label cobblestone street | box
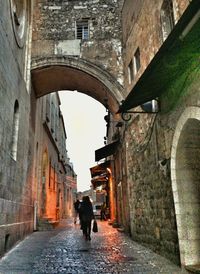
[0,219,188,274]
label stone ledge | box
[185,264,200,273]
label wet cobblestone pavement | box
[0,219,188,274]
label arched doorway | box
[171,107,200,266]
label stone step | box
[37,218,58,231]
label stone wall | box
[120,0,192,264]
[124,112,180,263]
[0,0,34,255]
[122,0,189,94]
[32,0,124,85]
[124,73,200,264]
[33,92,75,222]
[0,1,76,255]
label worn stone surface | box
[0,0,33,257]
[122,0,190,94]
[32,0,124,85]
[1,0,199,269]
[0,219,188,273]
[0,0,76,257]
[118,0,197,265]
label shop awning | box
[91,179,108,189]
[91,173,108,189]
[95,141,119,162]
[90,160,111,177]
[118,0,200,113]
[90,161,111,189]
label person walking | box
[73,199,80,224]
[79,196,94,240]
[100,202,107,221]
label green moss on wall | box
[160,19,200,112]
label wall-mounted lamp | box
[120,99,159,121]
[158,158,170,177]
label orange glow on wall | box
[107,169,116,222]
[45,165,57,220]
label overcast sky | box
[59,91,107,192]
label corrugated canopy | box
[118,0,200,113]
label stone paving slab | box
[0,219,189,274]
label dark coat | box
[79,201,94,222]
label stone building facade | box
[30,0,125,119]
[0,0,76,256]
[0,0,33,255]
[33,92,77,227]
[32,0,124,86]
[118,0,200,267]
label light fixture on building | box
[120,99,159,121]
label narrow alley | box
[1,1,200,272]
[0,219,187,274]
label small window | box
[50,101,55,133]
[133,48,141,76]
[160,0,175,41]
[128,59,134,84]
[10,0,27,48]
[11,100,19,160]
[76,20,89,40]
[46,95,50,122]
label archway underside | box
[31,57,125,115]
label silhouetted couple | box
[79,196,94,241]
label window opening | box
[11,100,19,160]
[50,101,55,133]
[49,159,51,188]
[46,95,50,122]
[133,48,141,76]
[4,234,10,252]
[76,20,89,40]
[128,59,134,84]
[160,0,175,41]
[10,0,27,48]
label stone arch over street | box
[31,56,125,115]
[171,106,200,266]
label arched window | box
[10,0,27,48]
[160,0,175,41]
[11,100,19,160]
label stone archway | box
[171,107,200,266]
[31,56,125,115]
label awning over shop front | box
[95,141,119,162]
[118,0,200,113]
[90,160,111,177]
[90,161,111,189]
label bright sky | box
[59,91,107,192]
